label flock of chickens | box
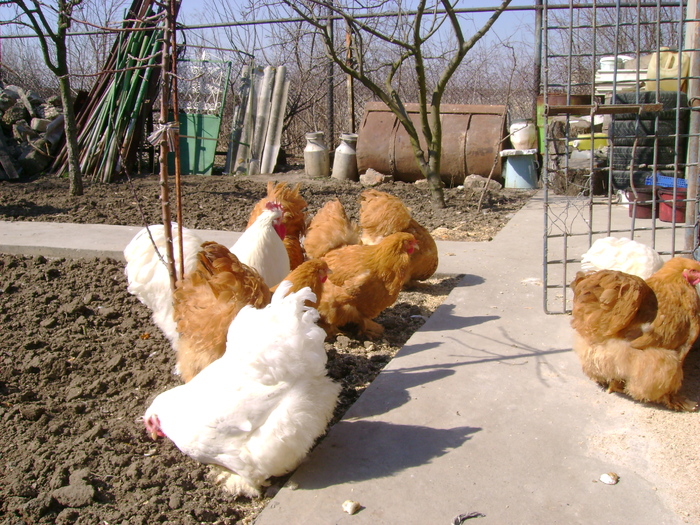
[123,183,438,497]
[122,181,700,500]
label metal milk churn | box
[304,131,330,177]
[509,119,537,150]
[331,133,359,181]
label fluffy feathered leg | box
[208,465,265,499]
[660,393,698,412]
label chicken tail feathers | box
[224,283,326,383]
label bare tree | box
[280,0,512,209]
[1,0,84,195]
[68,0,126,91]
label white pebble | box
[342,500,361,514]
[599,472,620,485]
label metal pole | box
[327,3,335,148]
[346,21,355,133]
[684,0,699,253]
[532,0,542,121]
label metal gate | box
[541,0,699,313]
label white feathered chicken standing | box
[123,202,289,349]
[143,282,340,498]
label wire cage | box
[541,0,699,314]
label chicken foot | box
[661,393,698,412]
[209,465,265,499]
[606,380,625,394]
[359,318,385,339]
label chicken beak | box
[150,429,159,441]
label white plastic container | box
[331,133,359,181]
[600,56,625,71]
[304,131,330,177]
[644,49,690,92]
[509,119,537,150]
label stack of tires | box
[607,91,689,189]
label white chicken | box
[123,223,203,348]
[143,281,340,498]
[230,202,290,288]
[123,203,289,348]
[580,236,664,279]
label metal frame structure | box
[541,0,700,314]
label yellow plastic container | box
[644,49,690,92]
[570,133,608,151]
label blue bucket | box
[501,149,538,189]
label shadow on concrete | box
[455,273,486,287]
[348,367,457,419]
[405,305,501,336]
[295,420,481,489]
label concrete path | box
[0,193,686,524]
[254,193,682,525]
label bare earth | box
[0,171,535,524]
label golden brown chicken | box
[270,258,330,308]
[359,189,438,283]
[172,241,271,383]
[247,181,308,270]
[317,232,417,339]
[570,256,700,411]
[303,198,360,259]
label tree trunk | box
[425,169,445,208]
[403,114,446,209]
[58,75,83,196]
[425,152,445,209]
[426,105,446,208]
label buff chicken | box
[143,282,340,498]
[271,258,330,309]
[172,242,271,382]
[570,256,700,411]
[303,198,360,259]
[359,189,438,283]
[317,231,417,338]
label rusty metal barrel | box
[356,102,508,186]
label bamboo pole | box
[158,5,177,292]
[169,0,184,280]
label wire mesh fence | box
[541,0,699,314]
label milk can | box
[304,131,330,177]
[509,119,537,150]
[331,133,359,181]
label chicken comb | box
[264,201,284,213]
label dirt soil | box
[0,171,535,524]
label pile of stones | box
[0,85,65,180]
